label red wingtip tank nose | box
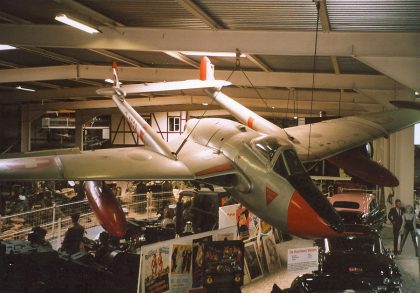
[84,181,127,238]
[287,191,342,239]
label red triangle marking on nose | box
[266,187,278,205]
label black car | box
[275,226,402,293]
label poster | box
[192,236,212,288]
[203,240,244,289]
[236,207,250,240]
[170,244,193,293]
[142,245,170,293]
[262,234,282,273]
[243,241,263,281]
[218,204,239,228]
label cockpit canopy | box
[251,136,306,178]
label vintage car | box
[328,193,386,230]
[274,226,402,293]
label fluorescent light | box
[0,45,16,50]
[16,86,35,92]
[180,51,246,58]
[55,14,100,34]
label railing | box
[0,191,175,243]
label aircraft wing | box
[287,108,420,162]
[0,143,236,182]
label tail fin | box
[199,56,215,81]
[112,62,120,88]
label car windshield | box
[252,136,280,161]
[324,235,383,253]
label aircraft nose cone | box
[287,191,343,238]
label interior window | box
[283,149,305,175]
[252,136,280,161]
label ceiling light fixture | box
[180,51,246,58]
[0,45,16,50]
[415,91,419,96]
[55,14,100,34]
[202,102,209,106]
[16,86,36,92]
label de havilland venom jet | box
[0,57,419,239]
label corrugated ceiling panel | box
[328,0,420,31]
[0,49,64,67]
[79,0,209,28]
[337,57,379,74]
[41,48,115,65]
[197,0,318,30]
[257,55,334,73]
[0,0,73,24]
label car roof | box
[328,193,375,212]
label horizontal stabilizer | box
[97,80,230,96]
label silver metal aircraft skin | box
[1,57,419,239]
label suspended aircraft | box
[0,57,418,239]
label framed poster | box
[243,241,263,281]
[142,245,170,293]
[262,234,282,273]
[192,235,212,288]
[203,240,244,290]
[170,244,192,293]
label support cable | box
[307,1,321,159]
[174,67,237,157]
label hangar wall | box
[374,127,415,209]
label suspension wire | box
[283,88,292,127]
[338,89,342,116]
[174,67,237,157]
[240,68,295,140]
[307,1,321,159]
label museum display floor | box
[242,224,419,292]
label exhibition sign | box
[287,246,318,272]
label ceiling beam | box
[0,86,379,105]
[0,24,418,57]
[318,0,331,32]
[245,54,272,72]
[164,51,199,68]
[24,95,380,114]
[88,49,146,67]
[0,65,402,90]
[17,46,78,64]
[175,0,224,29]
